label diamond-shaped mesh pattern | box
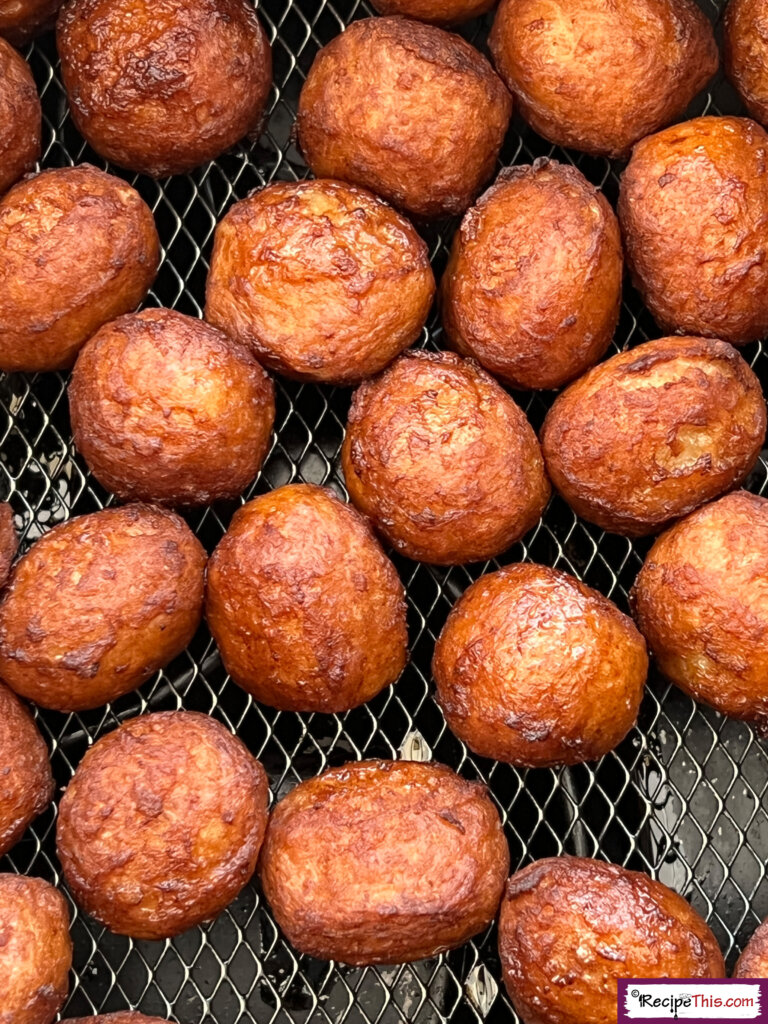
[1,0,766,1020]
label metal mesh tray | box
[2,0,766,1020]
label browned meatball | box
[0,682,53,856]
[499,857,725,1024]
[432,564,648,767]
[725,0,768,128]
[489,0,717,159]
[342,351,550,564]
[619,116,768,346]
[0,501,18,586]
[66,1017,172,1024]
[0,0,63,43]
[57,0,272,177]
[297,17,512,219]
[0,504,206,711]
[206,484,408,713]
[0,39,40,197]
[441,160,622,391]
[541,336,767,537]
[57,711,269,940]
[205,179,435,384]
[734,918,768,977]
[259,759,509,965]
[69,308,275,506]
[370,0,495,23]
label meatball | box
[488,0,717,159]
[297,17,512,219]
[0,873,72,1024]
[0,682,53,857]
[0,504,206,712]
[69,308,275,506]
[205,179,435,384]
[0,501,18,586]
[342,350,550,564]
[619,116,768,346]
[432,564,648,767]
[441,160,622,391]
[57,0,272,177]
[631,490,768,727]
[0,165,159,372]
[259,759,509,965]
[57,711,269,940]
[206,484,408,713]
[734,918,768,977]
[0,0,63,43]
[725,0,768,128]
[541,336,767,537]
[0,39,40,197]
[369,0,495,24]
[499,857,725,1024]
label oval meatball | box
[297,17,512,219]
[57,711,269,940]
[69,308,275,506]
[370,0,495,23]
[0,0,63,43]
[206,484,408,713]
[0,39,40,197]
[0,504,206,712]
[0,501,18,586]
[499,857,724,1024]
[205,179,435,384]
[57,0,272,177]
[259,759,509,965]
[540,336,767,537]
[725,0,768,128]
[342,350,549,564]
[432,564,648,766]
[0,873,72,1024]
[734,918,768,977]
[489,0,717,159]
[441,160,622,391]
[0,682,53,856]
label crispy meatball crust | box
[541,336,767,537]
[0,0,63,43]
[296,17,512,220]
[0,682,53,856]
[734,917,768,977]
[57,711,269,940]
[441,160,622,391]
[0,501,18,586]
[489,0,717,159]
[0,39,40,197]
[57,0,272,177]
[259,759,509,965]
[370,0,495,23]
[725,0,768,128]
[206,484,408,713]
[342,350,550,564]
[0,504,206,712]
[205,179,435,384]
[69,308,275,506]
[432,564,648,767]
[499,857,724,1024]
[0,874,72,1024]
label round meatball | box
[541,336,767,537]
[0,504,206,712]
[632,490,768,727]
[259,759,509,965]
[619,116,768,346]
[342,350,550,564]
[57,0,272,177]
[57,711,269,940]
[205,179,435,384]
[432,564,648,767]
[734,918,768,977]
[0,501,18,586]
[489,0,717,159]
[206,484,408,713]
[441,160,622,391]
[725,0,768,128]
[0,39,40,197]
[297,17,512,219]
[0,682,53,857]
[0,873,72,1024]
[69,308,275,506]
[499,857,725,1024]
[369,0,495,24]
[0,0,63,43]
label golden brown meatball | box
[432,564,648,767]
[66,1017,172,1024]
[0,504,206,712]
[342,350,550,564]
[370,0,495,23]
[69,308,275,506]
[205,179,435,384]
[206,484,408,713]
[0,501,18,586]
[734,918,768,977]
[0,0,63,43]
[541,336,767,537]
[632,490,768,728]
[297,17,512,219]
[619,116,768,346]
[57,711,269,940]
[259,759,509,965]
[489,0,717,159]
[57,0,272,177]
[0,682,53,856]
[0,38,40,197]
[725,0,768,128]
[499,857,725,1024]
[0,873,72,1024]
[441,160,622,391]
[0,165,159,372]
